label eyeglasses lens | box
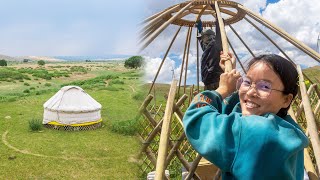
[237,77,272,97]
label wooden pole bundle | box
[142,4,180,27]
[141,2,193,50]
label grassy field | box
[0,61,147,179]
[1,61,319,179]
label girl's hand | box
[216,69,241,99]
[219,52,236,71]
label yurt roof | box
[43,86,102,112]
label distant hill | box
[0,54,64,62]
[303,65,320,84]
[0,54,21,61]
[20,56,64,62]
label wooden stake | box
[155,80,178,180]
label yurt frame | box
[138,0,320,179]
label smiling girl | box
[183,53,309,179]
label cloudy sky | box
[142,0,320,84]
[0,0,144,56]
[0,0,319,84]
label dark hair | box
[247,54,298,118]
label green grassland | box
[1,61,319,179]
[0,61,146,179]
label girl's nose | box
[246,84,258,97]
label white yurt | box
[43,86,102,130]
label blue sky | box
[0,0,319,71]
[0,0,305,58]
[0,0,144,56]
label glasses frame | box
[236,76,284,98]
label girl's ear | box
[282,93,294,108]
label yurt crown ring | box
[163,0,246,27]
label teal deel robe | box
[183,90,309,180]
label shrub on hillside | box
[32,69,52,80]
[124,56,144,69]
[0,59,7,66]
[23,89,30,93]
[37,60,45,66]
[0,68,28,81]
[132,91,146,101]
[24,82,30,86]
[70,66,87,73]
[44,83,51,87]
[62,75,117,89]
[109,79,124,85]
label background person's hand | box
[219,52,236,72]
[195,20,203,33]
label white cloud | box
[143,53,199,85]
[143,56,175,84]
[141,0,320,85]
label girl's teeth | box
[246,101,258,108]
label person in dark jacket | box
[195,19,223,90]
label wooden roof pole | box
[238,5,320,63]
[141,2,193,50]
[155,80,178,180]
[141,17,165,36]
[196,31,200,92]
[195,5,208,92]
[214,1,232,72]
[227,37,246,73]
[148,26,182,94]
[244,17,292,61]
[142,4,180,28]
[244,16,315,84]
[184,27,193,94]
[140,20,165,44]
[297,65,320,175]
[229,24,255,57]
[178,27,191,97]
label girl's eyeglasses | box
[236,76,284,98]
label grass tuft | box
[111,116,140,136]
[28,118,43,131]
